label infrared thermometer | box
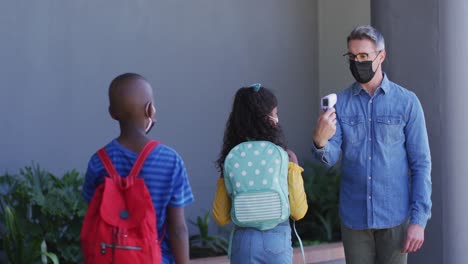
[321,93,337,112]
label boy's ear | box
[109,106,118,120]
[146,102,156,118]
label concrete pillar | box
[439,1,468,263]
[371,0,468,263]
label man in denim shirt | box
[311,25,431,264]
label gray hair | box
[347,25,385,51]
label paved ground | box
[318,260,345,264]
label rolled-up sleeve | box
[311,119,343,167]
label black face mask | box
[350,60,376,84]
[349,54,381,84]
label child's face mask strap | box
[144,101,156,134]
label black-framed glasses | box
[343,50,382,62]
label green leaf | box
[188,210,228,256]
[44,252,60,264]
[42,240,60,264]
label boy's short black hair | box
[109,73,147,90]
[108,73,151,121]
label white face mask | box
[145,118,154,134]
[269,115,279,125]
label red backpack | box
[81,140,162,264]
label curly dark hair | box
[216,86,288,173]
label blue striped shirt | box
[82,139,194,264]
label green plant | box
[3,205,42,263]
[189,211,228,259]
[0,163,87,263]
[294,159,341,244]
[3,205,60,264]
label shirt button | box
[368,156,372,160]
[369,196,372,200]
[369,118,372,122]
[368,138,372,141]
[370,100,373,104]
[368,176,371,180]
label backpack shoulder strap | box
[128,140,159,180]
[97,147,120,181]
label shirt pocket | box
[340,115,366,145]
[375,115,405,144]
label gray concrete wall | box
[318,0,370,98]
[440,1,468,263]
[371,1,443,263]
[0,1,318,225]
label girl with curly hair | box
[212,84,308,264]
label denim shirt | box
[312,74,432,229]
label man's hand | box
[402,224,425,253]
[313,108,337,148]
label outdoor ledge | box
[189,242,345,264]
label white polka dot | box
[255,169,260,175]
[228,154,233,159]
[247,144,252,148]
[229,172,234,178]
[240,152,246,157]
[262,179,268,185]
[254,150,260,156]
[241,170,247,176]
[249,181,254,186]
[236,182,241,187]
[261,160,266,165]
[267,149,273,155]
[234,146,240,150]
[275,159,280,164]
[274,177,279,182]
[247,162,253,167]
[260,143,266,147]
[233,191,237,195]
[234,163,240,168]
[268,168,274,173]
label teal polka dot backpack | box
[223,140,290,230]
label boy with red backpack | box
[81,73,194,264]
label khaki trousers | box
[341,220,408,264]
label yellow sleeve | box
[288,162,308,221]
[212,178,232,225]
